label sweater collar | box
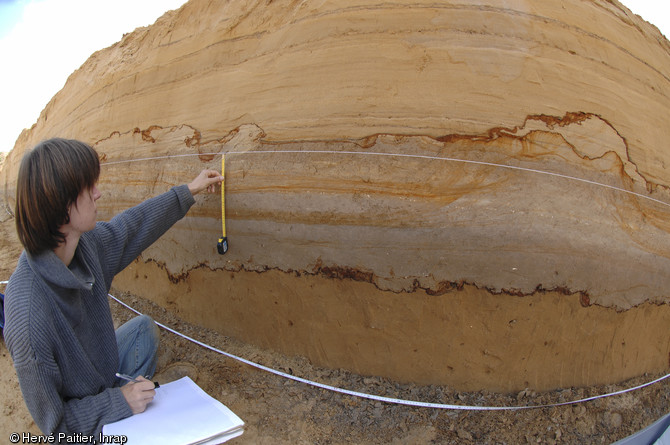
[27,245,95,291]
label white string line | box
[101,150,670,209]
[100,149,670,406]
[108,291,670,411]
[2,270,669,407]
[6,149,670,407]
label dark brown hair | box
[15,138,100,255]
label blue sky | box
[0,0,668,155]
[0,0,186,153]
[0,0,22,40]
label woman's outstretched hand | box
[188,169,224,195]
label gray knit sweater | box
[4,185,195,435]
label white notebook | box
[103,376,244,445]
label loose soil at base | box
[0,214,668,444]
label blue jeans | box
[115,315,160,383]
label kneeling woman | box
[4,138,223,435]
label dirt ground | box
[1,211,669,444]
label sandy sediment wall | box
[1,0,670,392]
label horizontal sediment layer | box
[114,258,670,393]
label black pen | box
[115,372,160,388]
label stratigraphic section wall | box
[2,0,670,391]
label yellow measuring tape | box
[217,154,228,254]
